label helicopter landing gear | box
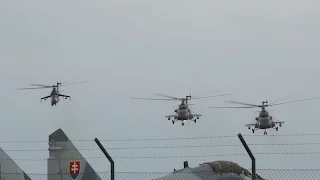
[264,130,267,135]
[252,129,254,133]
[248,126,251,129]
[182,123,184,126]
[276,127,278,131]
[194,119,197,123]
[172,120,174,124]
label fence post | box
[94,138,115,180]
[238,133,255,180]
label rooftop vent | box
[183,161,189,168]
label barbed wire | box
[257,169,320,171]
[1,169,320,175]
[1,170,320,180]
[1,152,320,161]
[1,142,320,152]
[0,133,320,143]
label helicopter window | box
[178,111,187,116]
[259,112,268,117]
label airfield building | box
[47,129,102,180]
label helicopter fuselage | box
[248,108,284,135]
[176,109,193,120]
[50,90,60,105]
[174,104,194,120]
[255,117,275,129]
[253,110,277,129]
[167,100,201,126]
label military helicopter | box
[209,97,320,135]
[17,81,88,106]
[132,92,231,126]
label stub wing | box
[244,123,256,127]
[165,115,176,118]
[273,121,285,124]
[40,95,50,101]
[59,94,71,100]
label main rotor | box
[131,91,232,105]
[208,97,320,110]
[17,80,89,90]
[180,95,192,105]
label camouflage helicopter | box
[132,92,231,126]
[17,80,88,106]
[164,95,200,126]
[209,97,320,135]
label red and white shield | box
[69,160,81,179]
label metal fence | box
[257,169,320,180]
[1,169,320,180]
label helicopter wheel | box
[264,131,267,135]
[252,129,254,133]
[172,120,174,124]
[182,123,184,126]
[194,120,196,123]
[276,127,278,131]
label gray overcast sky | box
[1,0,320,176]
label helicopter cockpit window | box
[180,106,187,110]
[260,112,268,117]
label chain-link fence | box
[1,169,320,180]
[257,169,320,180]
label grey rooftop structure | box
[154,160,264,180]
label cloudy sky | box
[1,0,320,176]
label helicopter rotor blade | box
[269,94,295,104]
[131,97,177,101]
[153,93,182,100]
[268,97,320,106]
[29,84,52,87]
[191,94,232,100]
[60,80,90,87]
[17,80,88,90]
[225,100,260,107]
[208,106,256,109]
[192,90,220,98]
[17,86,53,90]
